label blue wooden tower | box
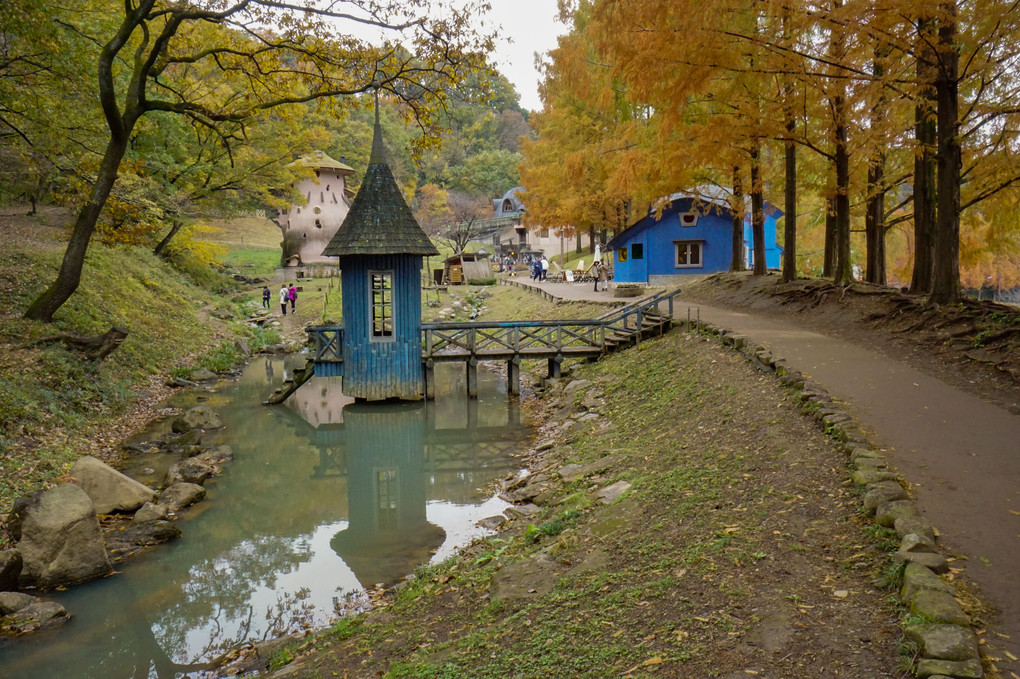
[321,103,438,400]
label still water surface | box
[0,357,528,678]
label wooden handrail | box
[310,287,684,363]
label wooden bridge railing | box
[307,287,683,396]
[310,326,344,363]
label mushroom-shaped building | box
[277,151,355,269]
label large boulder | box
[171,406,222,433]
[17,484,112,589]
[70,456,156,514]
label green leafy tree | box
[14,0,494,322]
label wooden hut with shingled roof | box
[321,102,438,400]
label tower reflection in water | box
[281,366,528,589]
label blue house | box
[321,108,438,400]
[607,189,782,285]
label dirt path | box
[508,277,1020,675]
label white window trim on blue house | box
[369,270,396,342]
[674,240,703,268]
[680,210,699,227]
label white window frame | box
[368,270,395,341]
[679,210,699,227]
[674,240,703,268]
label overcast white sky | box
[468,1,568,111]
[343,1,568,111]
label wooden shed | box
[443,252,493,284]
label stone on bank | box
[15,484,111,589]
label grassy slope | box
[0,208,273,511]
[278,323,903,678]
[205,216,283,277]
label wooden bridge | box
[294,287,683,401]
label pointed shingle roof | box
[322,119,438,257]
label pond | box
[0,357,529,678]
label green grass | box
[222,247,281,277]
[0,214,254,512]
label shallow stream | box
[0,358,528,678]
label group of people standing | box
[500,254,517,276]
[262,283,297,315]
[529,255,550,281]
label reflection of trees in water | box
[147,534,315,658]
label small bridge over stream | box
[268,287,683,403]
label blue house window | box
[369,271,394,340]
[631,243,644,260]
[617,247,628,262]
[675,241,703,268]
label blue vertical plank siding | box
[314,362,344,378]
[339,254,425,399]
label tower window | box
[370,271,394,340]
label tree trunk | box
[911,16,937,294]
[865,160,886,284]
[930,2,961,304]
[730,165,745,272]
[782,115,797,282]
[865,43,889,285]
[153,220,184,258]
[36,326,129,360]
[833,84,853,284]
[24,136,130,322]
[750,142,767,276]
[823,197,836,277]
[781,11,798,284]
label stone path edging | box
[698,320,985,679]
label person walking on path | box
[261,286,271,309]
[598,260,608,292]
[540,255,549,281]
[288,283,297,312]
[279,284,289,315]
[594,261,608,292]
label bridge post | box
[424,359,436,400]
[466,357,479,399]
[547,353,563,379]
[507,356,521,396]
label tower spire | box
[369,86,385,165]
